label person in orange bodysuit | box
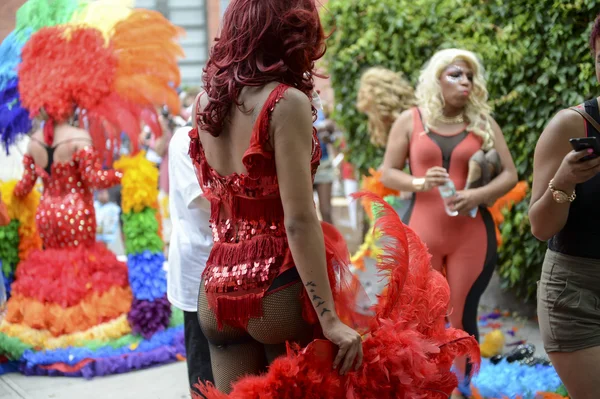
[380,49,518,396]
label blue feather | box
[0,30,30,91]
[0,79,32,155]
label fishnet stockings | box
[198,280,312,394]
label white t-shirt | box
[167,127,213,312]
[0,136,29,181]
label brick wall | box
[0,0,26,42]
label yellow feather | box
[69,0,133,42]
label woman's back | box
[28,124,91,172]
[199,82,281,177]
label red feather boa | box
[195,193,480,398]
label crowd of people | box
[1,0,600,398]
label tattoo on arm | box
[306,282,331,316]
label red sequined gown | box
[189,83,353,330]
[1,146,131,340]
[193,84,481,399]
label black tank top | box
[548,98,600,259]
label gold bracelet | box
[412,177,426,192]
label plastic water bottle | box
[438,180,459,217]
[438,180,479,218]
[469,207,478,218]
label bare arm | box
[380,110,415,191]
[529,109,600,241]
[470,118,518,205]
[273,90,337,324]
[380,109,448,192]
[14,154,38,198]
[273,88,362,375]
[187,95,210,213]
[154,115,172,157]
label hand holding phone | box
[569,137,600,162]
[553,137,600,190]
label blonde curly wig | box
[415,49,494,150]
[357,67,416,147]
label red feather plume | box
[193,193,480,398]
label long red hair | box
[199,0,326,136]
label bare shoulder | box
[192,91,209,129]
[27,129,43,152]
[67,125,92,140]
[389,108,414,139]
[30,129,43,142]
[271,87,312,128]
[542,107,586,142]
[278,87,312,109]
[395,108,413,126]
[533,108,586,162]
[488,115,501,130]
[196,91,208,111]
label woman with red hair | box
[190,0,480,397]
[190,0,363,392]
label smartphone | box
[570,137,600,161]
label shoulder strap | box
[252,83,290,147]
[412,107,426,136]
[569,105,600,133]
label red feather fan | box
[194,193,480,398]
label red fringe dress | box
[189,84,356,331]
[190,84,480,398]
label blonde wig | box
[357,67,416,147]
[415,49,494,150]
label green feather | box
[15,0,87,34]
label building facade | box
[0,0,335,106]
[134,0,210,87]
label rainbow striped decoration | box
[0,180,41,298]
[0,155,186,378]
[114,152,171,338]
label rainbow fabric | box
[0,181,41,298]
[114,152,171,339]
[0,159,185,377]
[0,0,187,378]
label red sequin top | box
[189,84,321,328]
[14,146,121,249]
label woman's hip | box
[538,250,600,352]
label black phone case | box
[570,138,600,161]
